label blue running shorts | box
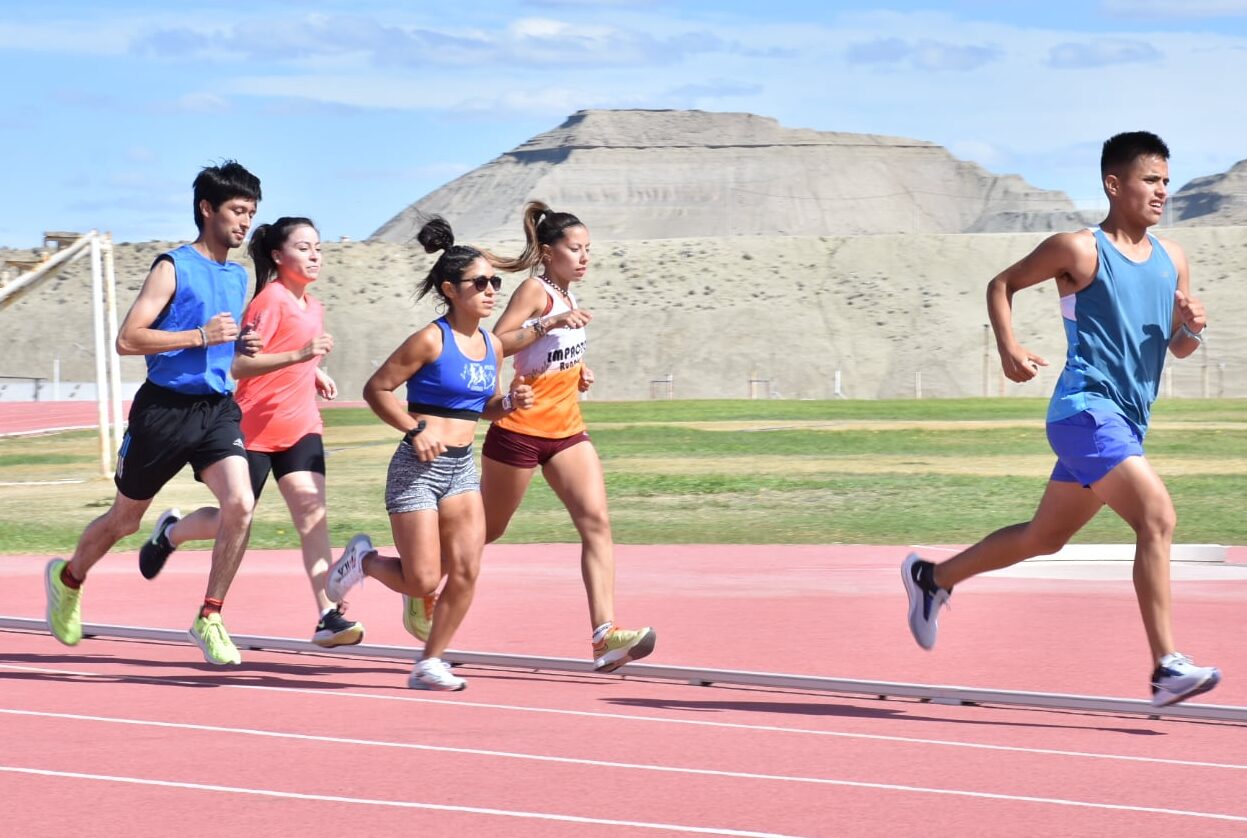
[1046,408,1144,488]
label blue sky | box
[2,0,1246,247]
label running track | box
[2,545,1245,837]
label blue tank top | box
[405,318,497,418]
[1047,228,1177,437]
[145,244,248,396]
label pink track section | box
[0,400,367,435]
[2,544,1246,836]
[0,401,131,435]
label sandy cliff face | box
[1173,160,1247,226]
[4,227,1243,403]
[371,109,1078,243]
[6,109,1242,404]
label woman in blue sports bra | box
[325,216,533,691]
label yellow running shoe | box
[401,593,436,642]
[593,625,657,673]
[189,612,242,665]
[44,558,83,646]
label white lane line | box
[2,661,1244,773]
[2,713,1245,825]
[0,765,802,837]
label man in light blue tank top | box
[43,161,266,666]
[901,132,1220,707]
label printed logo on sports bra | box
[465,362,496,392]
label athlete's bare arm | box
[481,333,534,421]
[1159,238,1206,359]
[116,259,240,356]
[363,325,440,434]
[231,333,333,379]
[493,276,592,357]
[117,260,240,354]
[987,230,1098,383]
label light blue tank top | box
[145,244,248,395]
[1047,228,1177,437]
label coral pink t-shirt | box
[234,282,325,452]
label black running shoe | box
[139,508,181,580]
[313,606,365,648]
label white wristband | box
[1179,322,1205,343]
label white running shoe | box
[902,552,951,650]
[326,534,373,602]
[1151,653,1221,707]
[408,657,466,691]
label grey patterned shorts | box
[384,442,479,514]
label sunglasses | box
[455,275,502,292]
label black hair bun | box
[416,216,454,254]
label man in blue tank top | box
[44,161,265,666]
[901,132,1220,707]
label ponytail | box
[492,201,584,274]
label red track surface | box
[2,545,1245,836]
[0,400,364,436]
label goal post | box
[0,230,122,475]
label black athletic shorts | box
[247,433,326,500]
[114,381,246,501]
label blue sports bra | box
[405,318,497,420]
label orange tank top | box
[494,281,587,439]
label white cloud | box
[1099,0,1247,16]
[846,37,1003,71]
[1047,39,1163,68]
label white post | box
[53,356,61,401]
[89,234,111,475]
[982,324,990,397]
[103,235,124,443]
[915,370,922,399]
[1201,341,1210,398]
[833,369,842,398]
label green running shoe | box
[592,625,657,673]
[189,612,242,665]
[401,593,436,642]
[44,558,83,646]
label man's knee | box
[104,505,145,539]
[1135,507,1177,542]
[1023,527,1069,558]
[218,492,255,526]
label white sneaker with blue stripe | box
[902,552,951,650]
[1151,653,1220,707]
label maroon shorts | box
[482,423,590,469]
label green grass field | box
[0,398,1243,553]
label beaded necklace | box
[539,274,572,306]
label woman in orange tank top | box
[403,201,656,674]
